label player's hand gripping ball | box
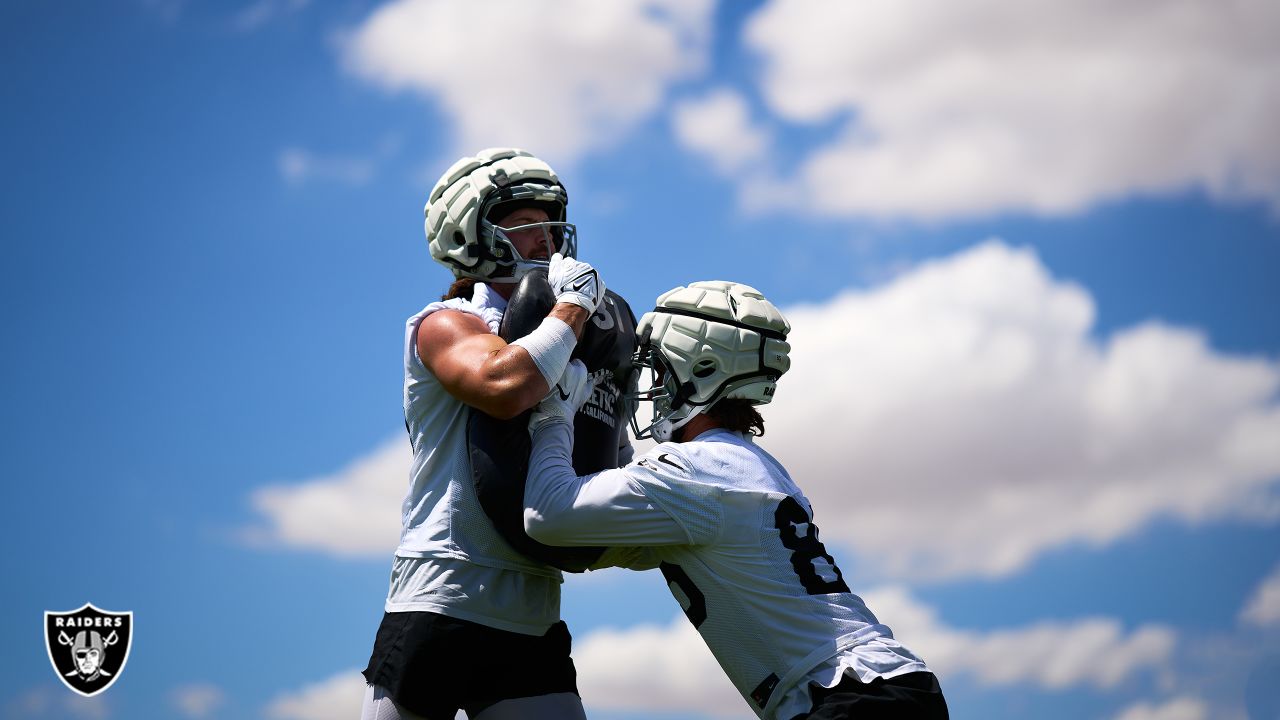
[548,252,605,313]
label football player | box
[360,148,606,720]
[523,281,949,720]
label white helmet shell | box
[631,281,791,442]
[424,148,574,282]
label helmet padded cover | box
[424,148,566,280]
[638,281,791,411]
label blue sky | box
[3,1,1279,719]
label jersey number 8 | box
[661,497,850,630]
[775,496,850,595]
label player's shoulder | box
[626,442,728,529]
[628,435,749,492]
[686,428,762,461]
[632,441,696,477]
[417,298,501,338]
[630,441,746,501]
[686,430,798,495]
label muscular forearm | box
[423,306,584,419]
[549,302,591,338]
[459,342,553,419]
[471,305,589,417]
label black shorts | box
[794,671,949,720]
[362,611,580,720]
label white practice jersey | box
[387,283,562,636]
[526,425,929,719]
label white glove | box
[530,359,595,436]
[548,252,605,314]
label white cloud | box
[170,683,225,719]
[245,437,408,557]
[139,0,186,23]
[278,135,402,186]
[765,240,1280,580]
[1112,696,1210,720]
[1240,564,1280,627]
[575,615,743,716]
[247,428,653,557]
[340,0,714,164]
[234,0,310,32]
[265,669,366,720]
[738,0,1280,219]
[278,147,376,186]
[672,89,771,175]
[8,688,52,716]
[249,242,1280,582]
[573,588,1174,716]
[4,688,108,720]
[863,587,1175,690]
[65,695,109,720]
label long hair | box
[442,277,477,301]
[705,398,766,437]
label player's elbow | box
[524,507,574,546]
[477,394,527,420]
[465,374,543,420]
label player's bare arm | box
[547,302,591,336]
[364,148,597,720]
[418,304,590,419]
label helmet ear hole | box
[692,359,716,378]
[453,231,466,245]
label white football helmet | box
[425,148,576,283]
[630,281,791,442]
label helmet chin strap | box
[651,420,674,443]
[653,405,706,443]
[483,261,543,284]
[488,259,552,285]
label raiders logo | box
[44,603,133,697]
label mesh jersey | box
[387,283,562,635]
[526,426,929,719]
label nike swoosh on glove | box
[530,359,595,437]
[548,252,606,314]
